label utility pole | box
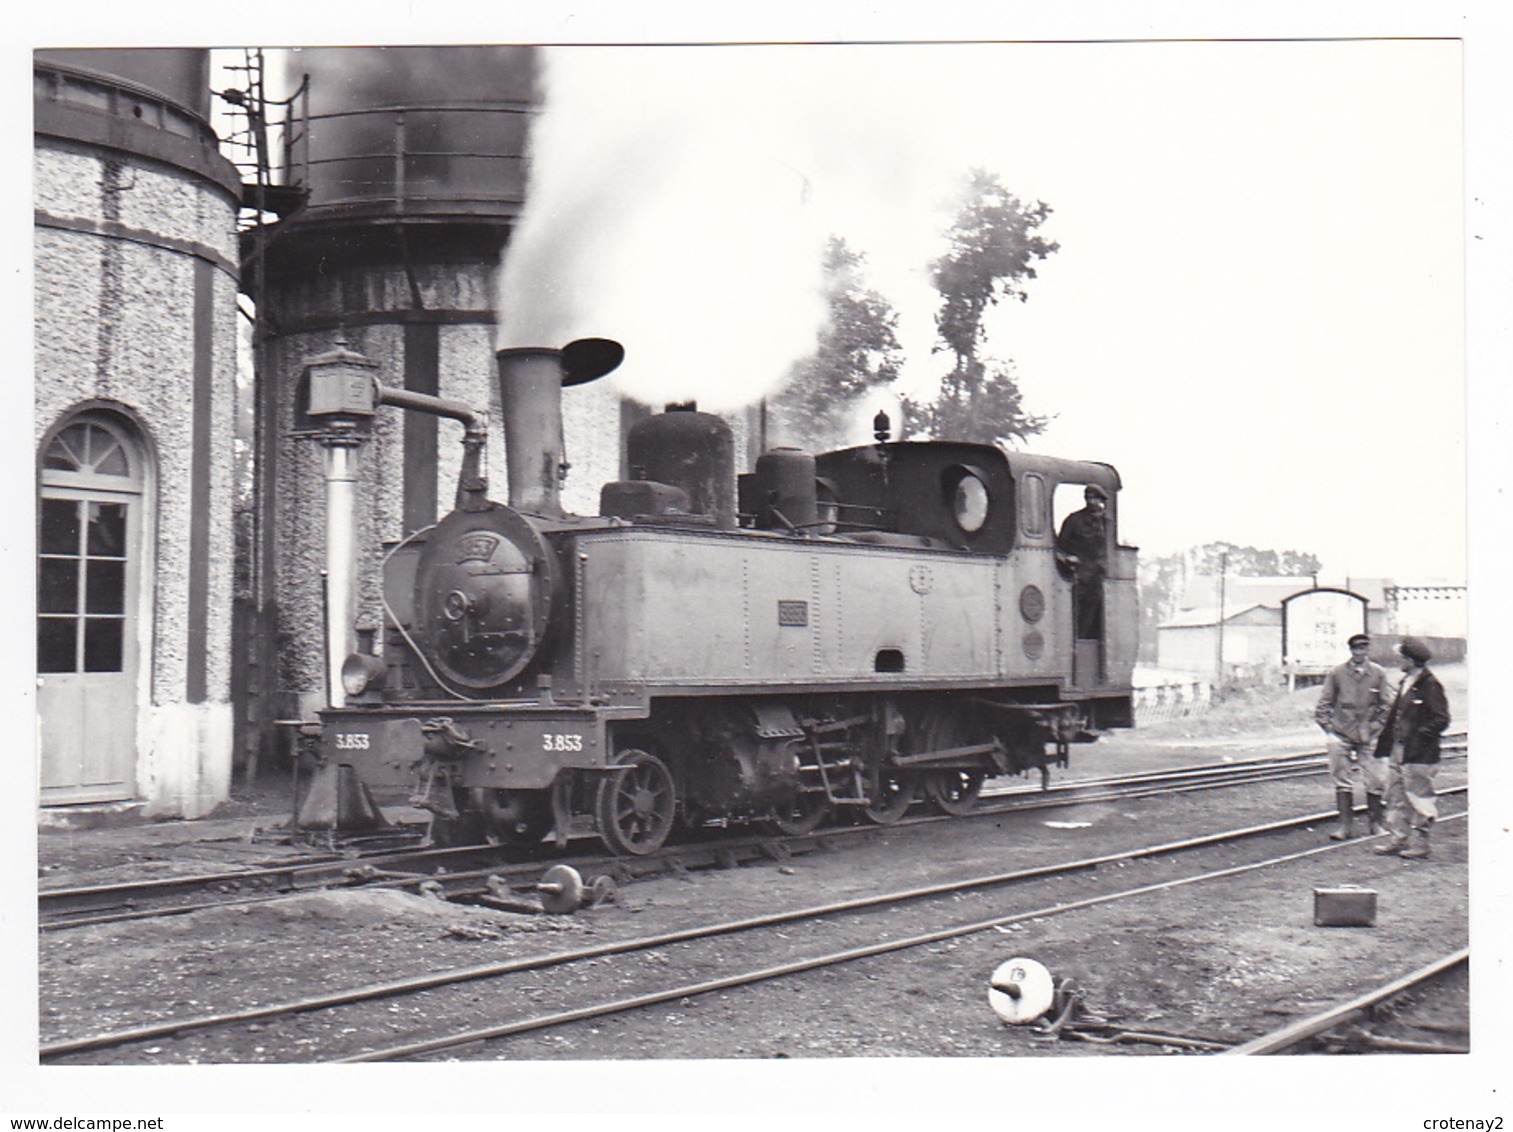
[1216,549,1229,686]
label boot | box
[1398,827,1431,859]
[1329,789,1355,841]
[1372,819,1408,854]
[1366,792,1387,835]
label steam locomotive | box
[316,339,1136,855]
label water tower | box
[239,47,602,748]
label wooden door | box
[37,415,144,804]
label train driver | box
[1056,484,1109,640]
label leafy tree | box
[900,357,1047,445]
[901,168,1057,446]
[1192,542,1321,578]
[770,237,902,451]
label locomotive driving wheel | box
[925,769,986,816]
[770,789,830,836]
[915,704,987,816]
[862,767,916,825]
[596,749,677,857]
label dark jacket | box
[1373,667,1450,764]
[1056,506,1108,583]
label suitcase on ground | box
[1313,886,1378,927]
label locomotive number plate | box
[334,732,371,751]
[543,732,585,753]
[778,601,809,627]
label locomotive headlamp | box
[340,651,388,699]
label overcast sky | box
[505,39,1465,581]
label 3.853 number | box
[543,733,584,752]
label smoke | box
[281,45,539,107]
[498,47,841,413]
[269,47,541,215]
[496,45,1066,413]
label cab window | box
[1021,473,1047,537]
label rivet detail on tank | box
[909,564,934,594]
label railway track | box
[38,794,1468,1064]
[1225,949,1470,1054]
[38,739,1468,931]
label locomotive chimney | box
[495,337,624,516]
[497,347,568,516]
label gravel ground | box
[26,665,1497,1118]
[38,770,1471,1064]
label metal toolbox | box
[1313,886,1378,927]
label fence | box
[1131,671,1213,725]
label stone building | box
[34,49,244,817]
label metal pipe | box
[321,436,361,708]
[371,383,488,509]
[374,384,480,427]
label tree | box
[901,168,1057,446]
[900,357,1047,445]
[770,236,903,451]
[1191,542,1321,578]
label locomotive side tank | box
[319,341,1137,855]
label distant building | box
[1157,602,1280,684]
[1155,575,1465,684]
[1386,584,1467,641]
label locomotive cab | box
[815,440,1018,552]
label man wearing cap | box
[1314,633,1393,840]
[1056,485,1109,640]
[1372,637,1451,859]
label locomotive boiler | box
[317,339,1137,855]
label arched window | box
[37,412,145,675]
[42,416,137,479]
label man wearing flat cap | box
[1314,632,1392,840]
[1372,636,1451,859]
[1056,485,1110,641]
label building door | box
[37,412,146,804]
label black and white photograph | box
[9,2,1509,1125]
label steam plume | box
[497,47,833,413]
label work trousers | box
[1327,738,1387,793]
[1381,750,1438,838]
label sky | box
[501,39,1466,581]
